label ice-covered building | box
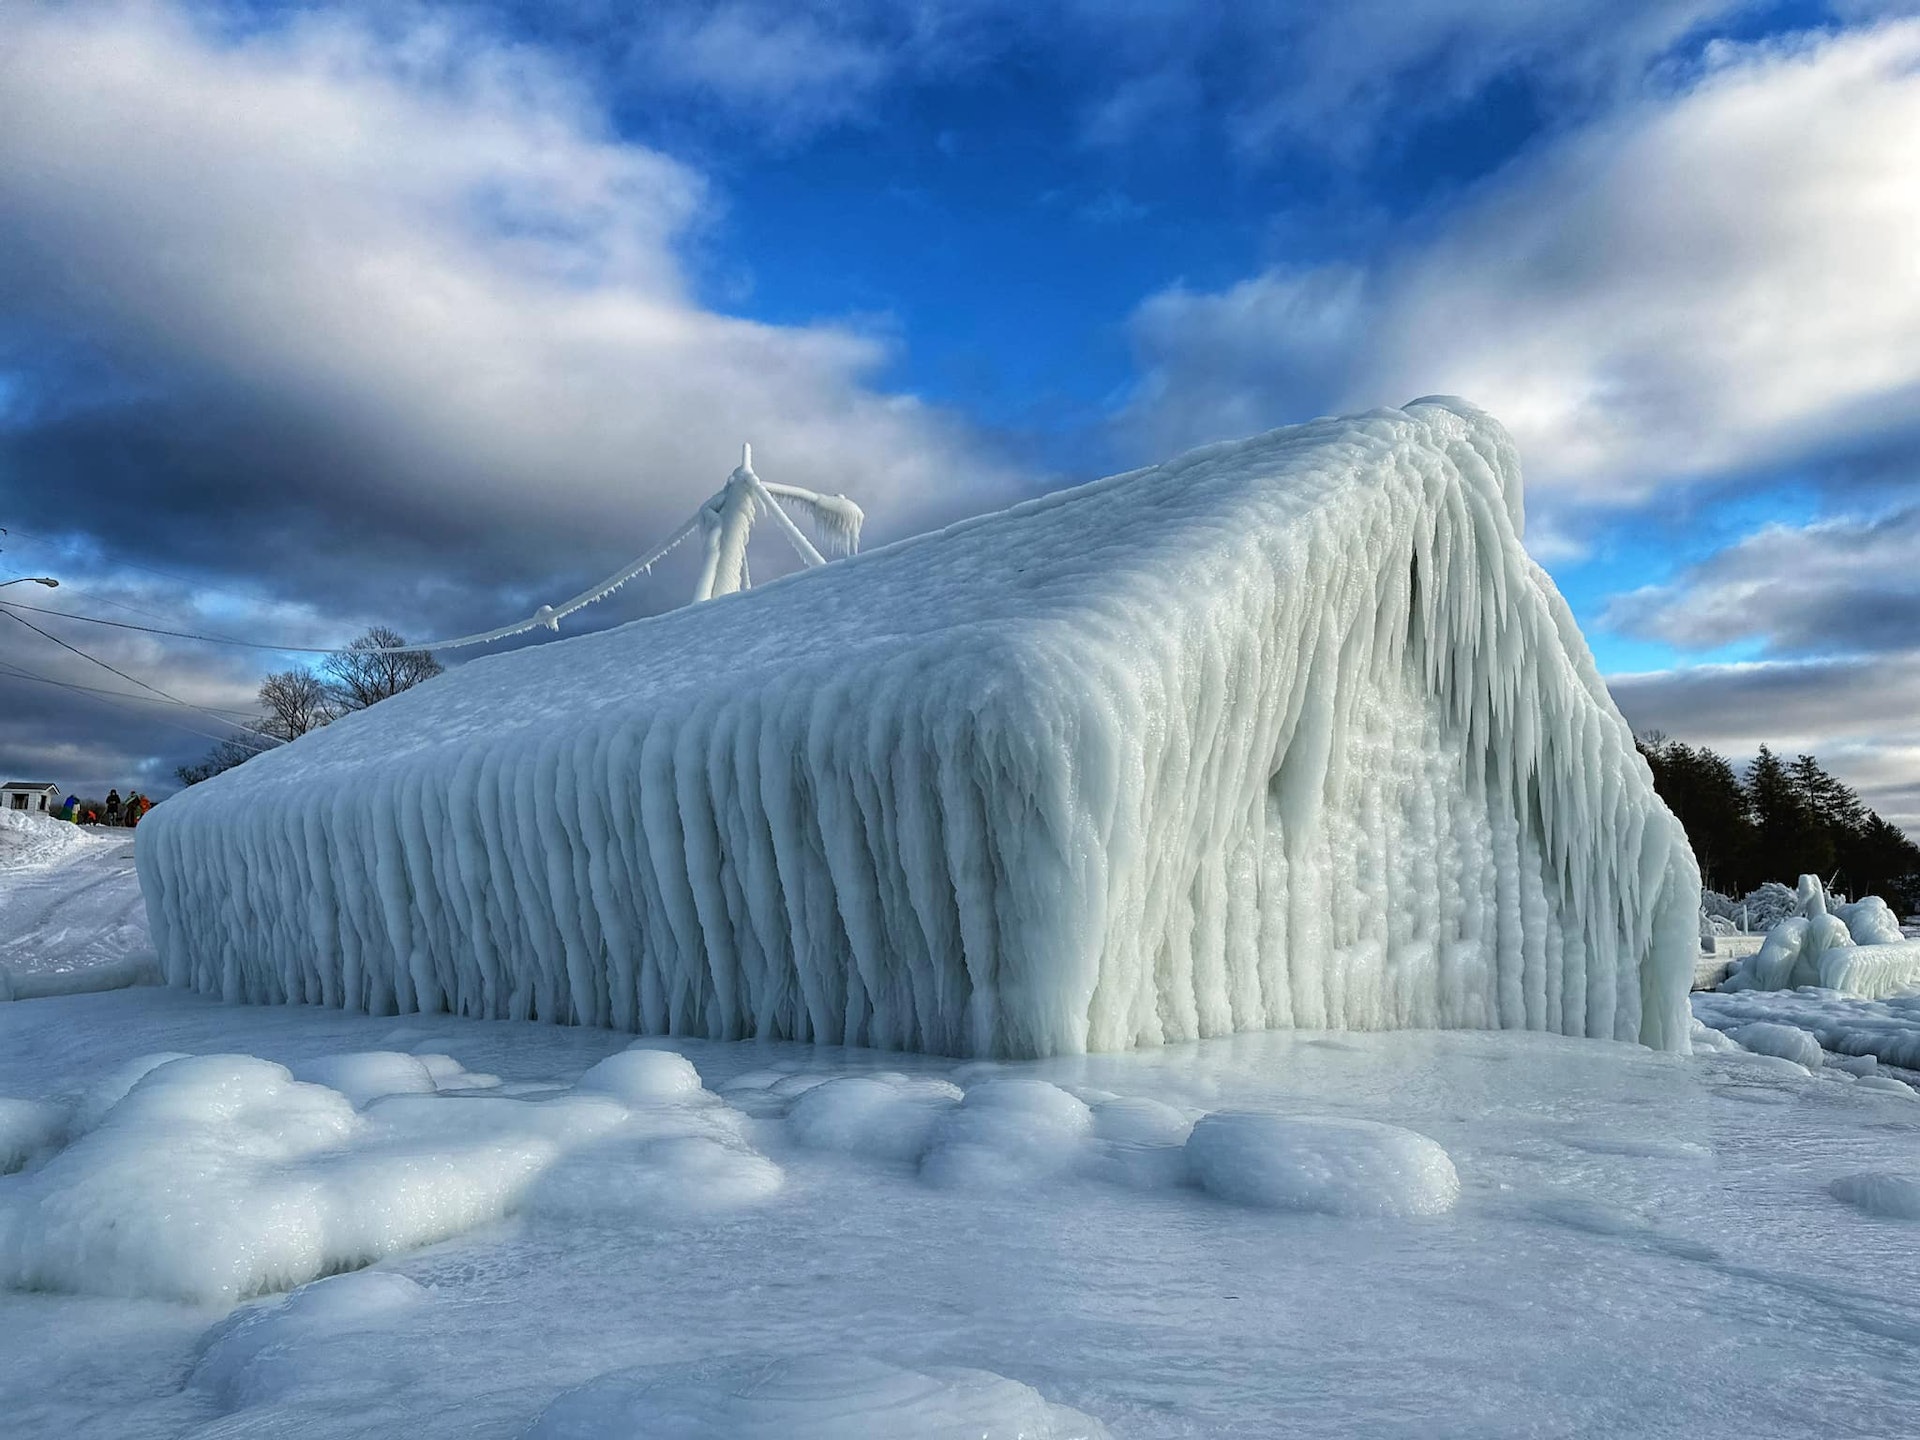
[139,399,1700,1057]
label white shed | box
[2,782,62,815]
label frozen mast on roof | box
[139,399,1701,1057]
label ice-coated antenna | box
[690,443,863,603]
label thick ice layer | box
[139,399,1698,1057]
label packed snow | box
[0,810,153,998]
[140,400,1698,1057]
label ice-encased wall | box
[139,399,1700,1057]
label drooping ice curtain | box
[139,399,1701,1057]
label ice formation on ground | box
[10,984,1920,1439]
[1722,876,1920,999]
[139,399,1698,1058]
[1829,1172,1920,1220]
[191,1271,433,1411]
[1693,987,1920,1074]
[525,1355,1111,1440]
[0,1042,779,1302]
[1184,1112,1460,1216]
[1722,1021,1826,1071]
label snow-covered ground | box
[5,820,1920,1438]
[0,811,154,998]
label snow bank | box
[526,1355,1110,1439]
[0,1043,776,1302]
[140,399,1697,1057]
[1184,1112,1460,1217]
[0,809,88,870]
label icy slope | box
[139,398,1699,1056]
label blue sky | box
[2,0,1918,830]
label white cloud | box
[1608,507,1920,655]
[1125,21,1920,507]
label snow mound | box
[0,809,88,870]
[191,1270,431,1409]
[574,1047,707,1105]
[1185,1112,1460,1217]
[1830,1172,1920,1220]
[289,1051,497,1107]
[525,1354,1111,1439]
[1727,1022,1826,1070]
[140,399,1698,1057]
[0,1050,761,1302]
[786,1074,964,1163]
[919,1080,1094,1190]
[0,1098,64,1174]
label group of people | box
[65,788,152,828]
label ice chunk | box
[1185,1112,1460,1217]
[1727,1022,1825,1070]
[191,1270,430,1409]
[786,1074,964,1164]
[1830,1172,1920,1220]
[140,399,1698,1058]
[525,1354,1110,1439]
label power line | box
[0,657,261,720]
[0,661,274,750]
[0,597,332,651]
[0,607,282,744]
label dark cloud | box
[0,2,1026,793]
[1610,653,1920,836]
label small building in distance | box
[2,782,62,815]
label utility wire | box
[0,597,337,651]
[0,657,261,720]
[0,607,283,745]
[0,512,703,655]
[0,660,274,750]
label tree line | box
[177,627,441,785]
[1637,734,1920,913]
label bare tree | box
[175,735,270,786]
[321,627,443,713]
[258,668,334,740]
